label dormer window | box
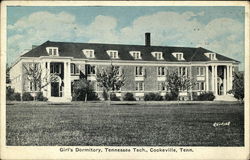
[107,50,119,59]
[172,52,184,60]
[205,53,217,60]
[130,51,141,59]
[152,52,163,60]
[83,49,95,58]
[46,47,59,56]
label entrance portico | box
[41,58,72,102]
[206,64,233,96]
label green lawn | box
[6,101,244,146]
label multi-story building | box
[9,33,239,102]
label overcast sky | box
[7,6,245,70]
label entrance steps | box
[215,94,238,101]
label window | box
[53,49,57,55]
[172,52,184,60]
[205,53,217,60]
[83,49,95,58]
[152,52,163,60]
[107,50,119,59]
[130,51,141,59]
[49,49,53,55]
[136,82,144,91]
[114,66,122,75]
[178,67,187,76]
[70,64,80,75]
[197,67,205,76]
[135,66,144,76]
[29,81,39,92]
[51,63,61,74]
[157,67,166,76]
[70,64,75,74]
[197,82,205,91]
[86,65,96,75]
[75,65,80,74]
[29,81,33,91]
[46,47,59,56]
[158,82,166,91]
[89,52,94,58]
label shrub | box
[7,94,15,101]
[13,93,21,101]
[22,92,33,101]
[165,93,177,101]
[6,86,15,101]
[36,92,48,101]
[72,79,99,101]
[229,72,244,101]
[191,92,198,101]
[6,86,21,101]
[196,92,215,101]
[123,92,136,101]
[144,93,163,101]
[110,93,120,101]
[73,91,99,101]
[102,89,109,101]
[87,92,99,101]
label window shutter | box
[85,65,88,75]
[134,66,136,76]
[143,67,146,77]
[93,66,96,74]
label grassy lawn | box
[6,101,244,146]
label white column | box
[185,67,188,77]
[226,65,230,93]
[229,65,233,91]
[64,61,72,101]
[68,62,72,99]
[64,62,68,97]
[223,66,227,95]
[41,61,46,96]
[206,66,209,91]
[214,65,218,95]
[47,61,51,98]
[211,65,214,92]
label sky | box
[7,6,245,70]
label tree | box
[229,71,244,102]
[166,71,196,101]
[72,78,98,102]
[96,64,125,102]
[6,64,11,84]
[23,62,58,101]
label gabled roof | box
[21,41,239,62]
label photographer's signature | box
[213,122,230,127]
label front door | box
[51,82,60,97]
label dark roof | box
[21,41,239,62]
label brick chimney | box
[32,45,38,49]
[145,32,151,46]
